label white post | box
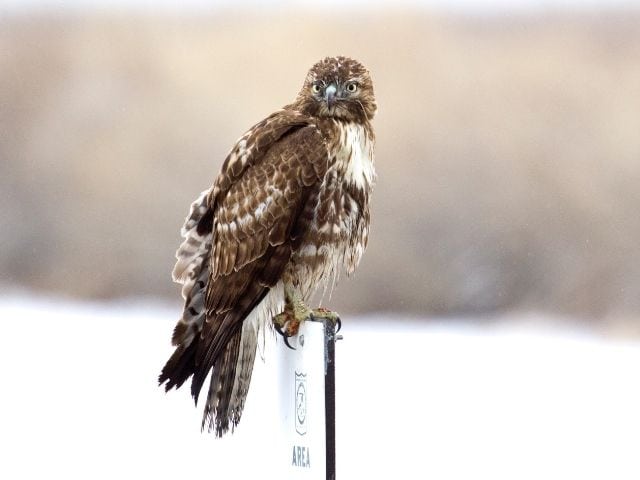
[276,318,337,479]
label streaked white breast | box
[336,122,376,190]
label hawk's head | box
[295,56,376,123]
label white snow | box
[1,294,639,479]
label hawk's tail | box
[159,298,271,437]
[159,320,258,437]
[201,321,258,436]
[196,283,283,436]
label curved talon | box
[335,317,342,333]
[274,322,285,337]
[283,336,296,350]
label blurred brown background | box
[1,7,640,324]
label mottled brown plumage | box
[159,56,376,436]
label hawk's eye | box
[346,82,358,93]
[311,84,322,94]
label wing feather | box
[189,125,328,399]
[160,111,330,425]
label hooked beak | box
[325,84,337,109]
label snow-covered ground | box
[1,294,639,479]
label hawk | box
[159,56,377,436]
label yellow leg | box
[273,283,311,337]
[273,284,341,344]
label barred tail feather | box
[201,284,283,436]
[202,330,242,436]
[201,325,258,436]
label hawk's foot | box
[310,307,342,333]
[273,306,342,349]
[273,307,311,350]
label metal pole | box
[324,319,337,480]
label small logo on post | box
[295,371,307,435]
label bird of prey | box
[159,56,377,436]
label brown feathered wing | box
[159,110,328,436]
